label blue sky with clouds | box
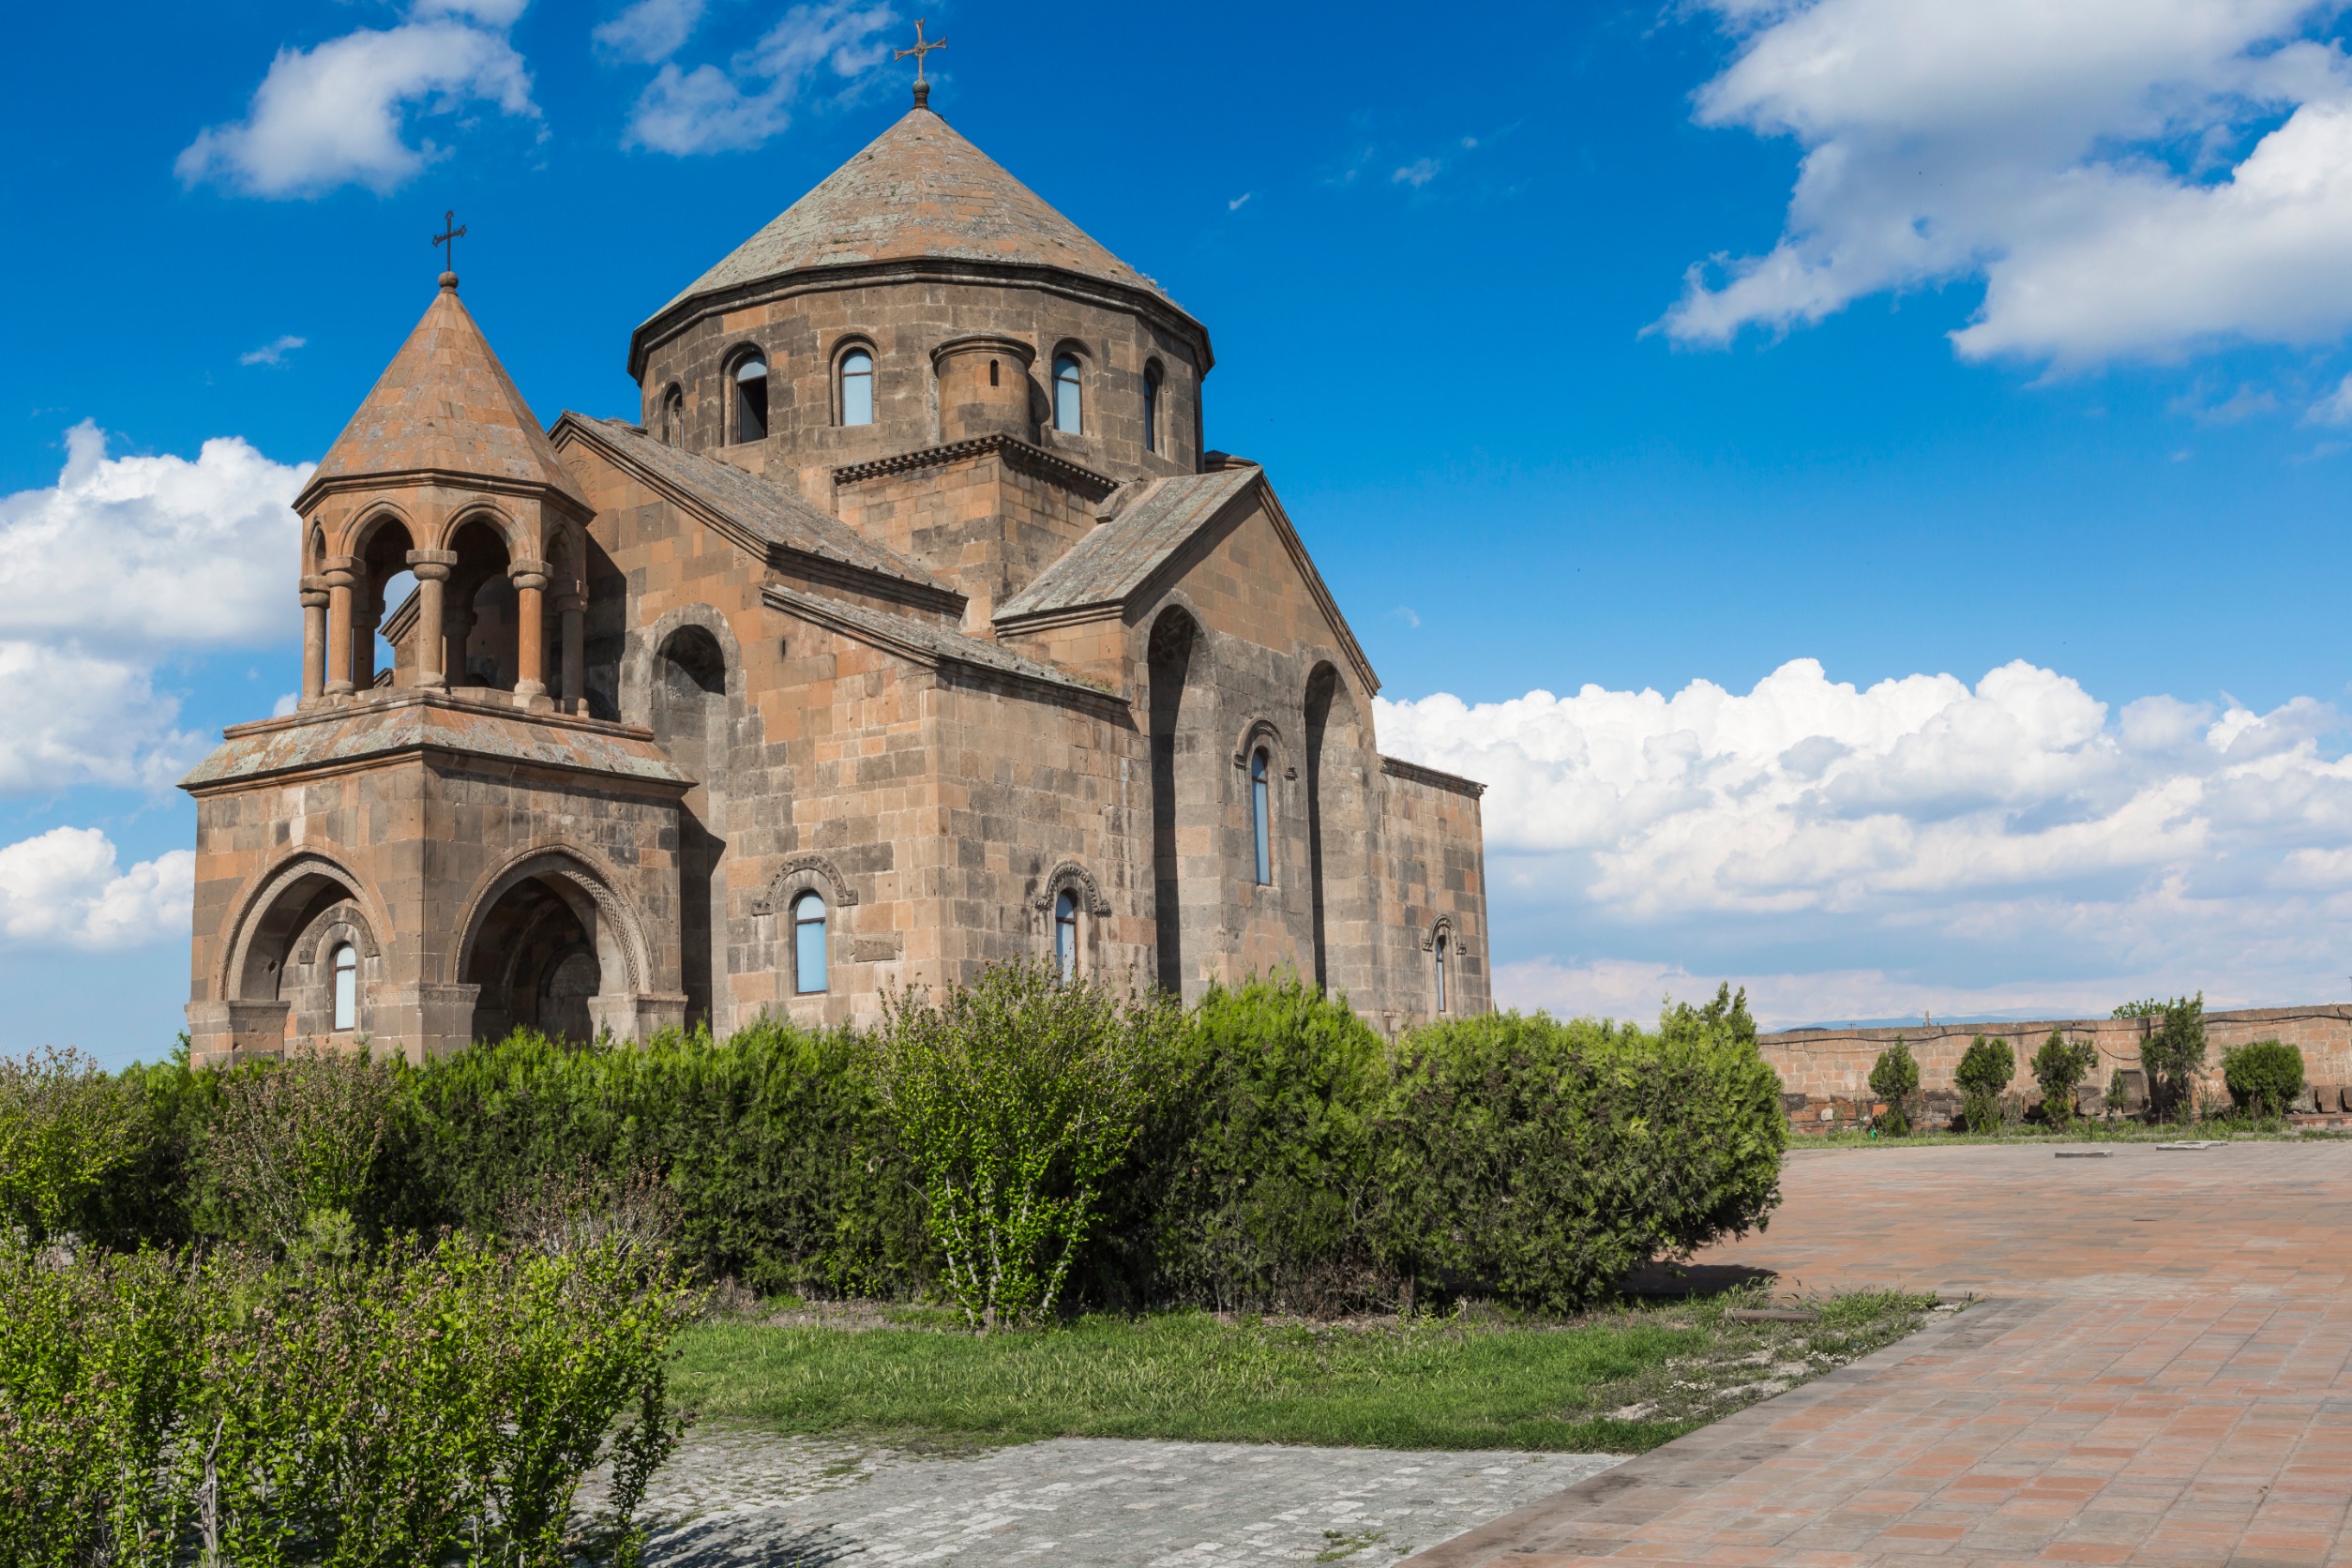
[10,0,2352,1062]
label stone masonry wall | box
[1762,1006,2352,1130]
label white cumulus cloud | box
[1378,657,2352,1025]
[596,0,707,64]
[621,1,897,155]
[0,828,193,950]
[1667,0,2352,367]
[0,423,308,793]
[177,13,536,197]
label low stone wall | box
[1760,1005,2352,1132]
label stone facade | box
[180,95,1489,1066]
[1763,1005,2352,1131]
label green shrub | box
[0,1047,148,1246]
[0,1230,697,1565]
[400,1021,927,1298]
[1373,986,1786,1314]
[1102,974,1386,1313]
[195,1044,402,1252]
[2221,1038,2305,1119]
[1867,1037,1921,1135]
[2030,1033,2099,1127]
[875,963,1175,1330]
[1952,1035,2014,1133]
[2139,994,2207,1123]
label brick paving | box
[1403,1139,2352,1567]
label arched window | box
[792,891,828,995]
[1434,932,1449,1014]
[660,385,684,446]
[1052,354,1082,433]
[331,942,358,1031]
[1143,365,1162,454]
[839,348,874,427]
[1250,747,1273,885]
[732,353,768,444]
[1053,888,1079,981]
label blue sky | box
[10,0,2352,1061]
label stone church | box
[180,88,1490,1064]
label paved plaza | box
[1406,1138,2352,1566]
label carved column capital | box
[405,548,459,580]
[321,555,359,591]
[507,557,550,592]
[298,574,331,611]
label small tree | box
[2030,1033,2098,1129]
[2139,994,2207,1123]
[196,1044,401,1252]
[2221,1039,2305,1120]
[1868,1036,1921,1135]
[0,1047,144,1245]
[875,961,1175,1331]
[1953,1034,2015,1134]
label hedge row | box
[38,977,1788,1316]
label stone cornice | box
[1380,755,1486,799]
[293,464,593,522]
[627,256,1213,382]
[831,433,1118,501]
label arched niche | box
[455,849,651,1045]
[1304,661,1375,1000]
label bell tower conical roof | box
[300,278,587,512]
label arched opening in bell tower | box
[445,515,520,691]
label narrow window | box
[734,354,769,443]
[988,357,1000,387]
[1054,888,1079,981]
[1435,933,1449,1014]
[1250,747,1273,885]
[331,942,357,1030]
[839,349,874,427]
[1143,365,1162,453]
[792,891,828,994]
[661,385,684,446]
[1052,354,1082,433]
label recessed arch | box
[1146,603,1201,996]
[725,343,770,445]
[219,851,389,1005]
[453,844,649,995]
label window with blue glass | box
[332,942,357,1030]
[839,348,874,426]
[792,891,828,994]
[1052,354,1082,433]
[1250,747,1272,885]
[1054,888,1079,981]
[1434,932,1449,1014]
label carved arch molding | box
[1031,861,1111,916]
[1422,913,1459,953]
[752,853,861,916]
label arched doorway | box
[650,624,729,1032]
[460,859,627,1044]
[1147,607,1199,997]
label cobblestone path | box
[637,1428,1622,1566]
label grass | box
[669,1288,1938,1454]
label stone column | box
[323,556,358,697]
[353,598,380,691]
[298,576,329,709]
[406,550,458,691]
[510,558,550,706]
[556,587,586,714]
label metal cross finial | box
[432,210,466,281]
[894,18,945,106]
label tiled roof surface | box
[182,694,689,790]
[656,109,1176,317]
[307,283,586,507]
[575,418,944,592]
[763,586,1114,701]
[994,467,1260,621]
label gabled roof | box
[552,415,955,607]
[639,107,1202,358]
[762,584,1119,709]
[994,463,1380,697]
[301,280,586,512]
[996,467,1260,622]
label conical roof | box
[303,280,586,510]
[652,107,1180,318]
